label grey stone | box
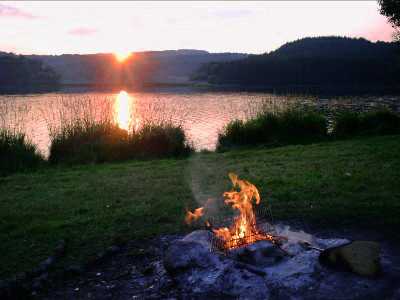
[314,238,350,249]
[163,230,220,273]
[227,240,285,266]
[163,233,396,299]
[280,241,308,256]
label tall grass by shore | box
[332,109,400,137]
[49,120,193,165]
[0,99,45,175]
[45,94,193,165]
[217,108,400,151]
[217,109,328,150]
[0,130,45,176]
[1,92,400,173]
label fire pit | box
[163,174,400,299]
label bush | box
[49,121,193,165]
[49,121,130,165]
[332,111,361,137]
[0,130,45,176]
[333,109,400,137]
[360,109,400,135]
[132,123,193,159]
[217,109,327,150]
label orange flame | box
[185,205,204,225]
[213,173,272,251]
[184,174,272,251]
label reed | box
[217,109,327,150]
[48,120,193,165]
[0,129,45,176]
[332,109,400,137]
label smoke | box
[185,153,238,224]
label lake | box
[1,86,400,155]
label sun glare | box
[115,51,131,61]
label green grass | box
[1,135,399,279]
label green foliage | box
[361,109,400,135]
[191,36,399,86]
[49,121,130,164]
[49,121,193,165]
[378,0,400,28]
[332,111,361,137]
[217,110,327,150]
[333,109,400,137]
[0,130,45,176]
[132,123,193,159]
[0,55,60,88]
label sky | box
[0,1,395,55]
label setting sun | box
[115,51,131,62]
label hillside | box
[190,36,400,86]
[0,54,60,92]
[27,50,248,85]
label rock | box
[163,230,220,273]
[227,240,285,266]
[314,238,350,249]
[163,232,397,299]
[181,230,214,246]
[280,241,307,256]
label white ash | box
[163,229,399,299]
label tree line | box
[0,54,60,92]
[190,37,400,87]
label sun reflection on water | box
[116,90,131,130]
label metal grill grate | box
[207,206,278,253]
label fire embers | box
[185,173,273,252]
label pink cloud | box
[165,17,186,25]
[0,3,39,19]
[201,9,258,21]
[352,15,395,42]
[131,17,140,27]
[68,27,101,36]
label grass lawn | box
[1,135,399,279]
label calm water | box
[1,87,400,155]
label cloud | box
[208,9,258,20]
[0,3,39,19]
[68,27,101,36]
[165,17,186,25]
[131,17,140,27]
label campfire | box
[186,173,274,252]
[161,173,390,299]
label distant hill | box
[190,37,400,86]
[25,50,248,85]
[0,54,60,91]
